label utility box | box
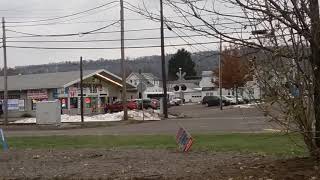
[36,101,61,125]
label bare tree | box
[126,0,320,158]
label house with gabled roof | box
[126,72,164,99]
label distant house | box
[168,79,202,103]
[126,72,163,99]
[241,77,262,100]
[199,71,236,97]
[0,69,137,118]
[199,71,219,97]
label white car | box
[170,98,183,106]
[237,96,245,104]
[223,95,237,104]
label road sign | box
[176,72,186,80]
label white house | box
[126,72,164,99]
[242,77,262,100]
[168,79,202,103]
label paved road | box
[3,104,277,137]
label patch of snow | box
[13,110,161,124]
[232,103,257,109]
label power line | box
[5,3,120,28]
[6,34,206,43]
[5,21,120,38]
[5,1,118,24]
[3,27,252,39]
[7,41,221,50]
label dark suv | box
[0,104,3,117]
[202,96,229,107]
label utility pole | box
[160,0,168,118]
[219,34,223,110]
[179,67,183,100]
[120,0,128,120]
[138,69,144,121]
[2,17,8,125]
[80,56,84,126]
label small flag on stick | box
[0,128,8,151]
[176,126,193,152]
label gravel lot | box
[0,149,318,180]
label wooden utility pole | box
[2,17,8,125]
[80,56,84,126]
[120,0,128,120]
[160,0,168,118]
[219,34,223,110]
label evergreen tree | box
[168,49,196,80]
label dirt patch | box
[0,149,319,179]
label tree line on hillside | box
[0,51,218,78]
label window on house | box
[70,98,78,108]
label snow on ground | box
[13,110,161,124]
[232,103,259,109]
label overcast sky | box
[0,0,221,67]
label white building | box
[242,77,261,100]
[126,72,164,99]
[168,79,202,103]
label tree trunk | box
[310,0,320,155]
[314,60,320,148]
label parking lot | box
[3,103,276,137]
[169,103,264,118]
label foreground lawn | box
[6,133,307,156]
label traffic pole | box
[80,56,84,126]
[160,0,168,118]
[120,0,128,120]
[2,17,8,125]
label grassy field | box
[6,133,307,156]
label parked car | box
[202,96,227,106]
[206,96,221,107]
[221,96,231,106]
[237,96,245,104]
[202,96,212,105]
[242,96,250,104]
[223,95,237,104]
[0,104,3,117]
[135,99,153,109]
[105,100,138,113]
[170,98,183,106]
[150,99,160,109]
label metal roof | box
[0,69,135,91]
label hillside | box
[2,51,218,78]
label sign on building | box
[68,87,78,97]
[8,99,19,110]
[27,90,48,99]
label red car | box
[151,99,160,109]
[105,101,138,113]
